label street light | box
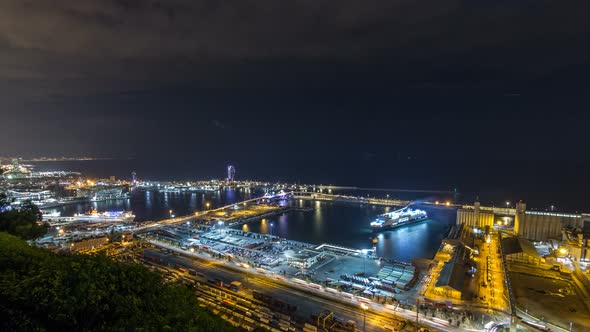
[206,202,211,210]
[270,222,274,236]
[360,303,368,332]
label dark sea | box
[29,158,589,212]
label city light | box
[2,169,579,331]
[0,0,580,325]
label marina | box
[37,188,456,263]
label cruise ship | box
[74,209,135,223]
[370,207,428,231]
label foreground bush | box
[0,232,236,331]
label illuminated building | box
[227,165,236,182]
[1,159,31,180]
[458,200,587,241]
[7,189,54,203]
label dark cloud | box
[0,0,588,82]
[1,0,456,57]
[0,0,589,162]
[213,120,226,130]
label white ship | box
[74,209,135,223]
[41,211,62,220]
[370,206,428,231]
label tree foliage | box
[0,232,237,331]
[0,195,48,240]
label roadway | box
[138,239,475,332]
[294,185,452,194]
[133,195,272,232]
[139,248,404,331]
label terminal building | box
[287,249,324,269]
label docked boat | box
[188,185,220,192]
[41,211,62,220]
[370,206,428,231]
[41,210,61,218]
[74,209,135,223]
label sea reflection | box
[51,188,454,261]
[247,201,454,262]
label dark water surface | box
[28,158,589,212]
[47,187,455,261]
[245,200,455,261]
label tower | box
[514,201,526,235]
[227,165,236,182]
[131,171,137,185]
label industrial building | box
[563,225,590,262]
[517,210,584,241]
[457,201,589,242]
[434,245,469,300]
[456,202,495,228]
[501,236,543,265]
[68,236,109,252]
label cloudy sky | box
[1,0,589,174]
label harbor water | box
[47,188,456,262]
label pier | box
[293,192,411,207]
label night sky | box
[1,1,590,208]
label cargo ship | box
[370,207,428,231]
[74,209,135,223]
